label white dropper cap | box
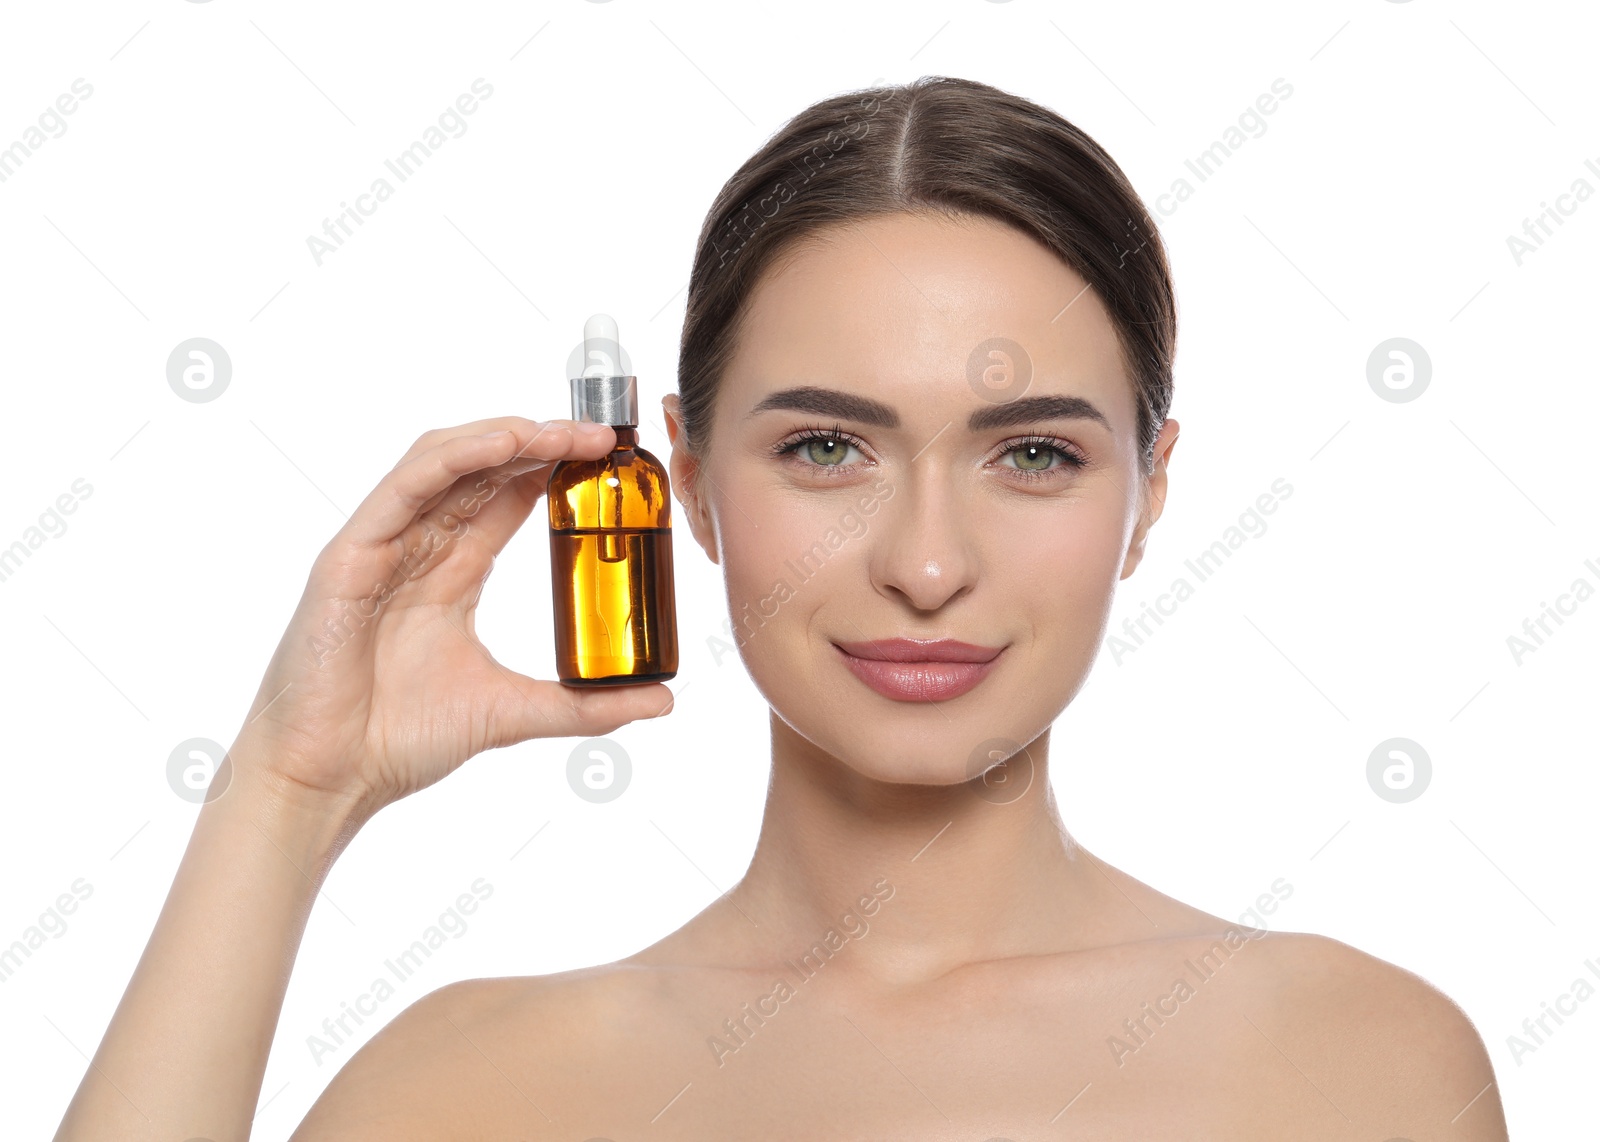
[570,312,637,426]
[582,313,623,378]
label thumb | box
[483,672,677,747]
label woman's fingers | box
[415,461,557,562]
[342,420,613,550]
[483,672,677,747]
[396,416,613,468]
[411,440,560,533]
[344,431,520,549]
[396,415,545,467]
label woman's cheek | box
[988,496,1126,651]
[718,515,799,639]
[1054,503,1136,649]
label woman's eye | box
[778,432,1080,478]
[796,436,862,467]
[1002,442,1070,472]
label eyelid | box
[773,424,1089,476]
[774,425,872,452]
[988,433,1090,467]
[772,423,875,458]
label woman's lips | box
[832,639,1003,702]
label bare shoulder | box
[288,967,642,1140]
[1236,930,1508,1139]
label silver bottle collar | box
[569,374,638,427]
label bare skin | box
[57,212,1508,1141]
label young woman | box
[58,76,1507,1140]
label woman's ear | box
[1121,418,1179,580]
[663,394,720,565]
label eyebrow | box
[747,385,1112,433]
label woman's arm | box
[53,752,366,1138]
[53,416,675,1141]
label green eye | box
[804,436,854,465]
[1010,443,1056,471]
[775,428,869,473]
[996,438,1087,479]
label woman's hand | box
[230,415,675,820]
[55,417,675,1141]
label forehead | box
[721,211,1135,432]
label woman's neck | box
[682,713,1175,989]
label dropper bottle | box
[547,314,679,685]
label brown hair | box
[676,75,1177,475]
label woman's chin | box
[801,735,1016,792]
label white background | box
[1,0,1595,1136]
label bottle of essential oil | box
[547,314,678,685]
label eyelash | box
[771,422,1089,482]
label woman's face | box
[665,210,1177,786]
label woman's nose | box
[866,469,980,612]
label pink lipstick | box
[832,638,1003,702]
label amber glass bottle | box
[547,315,678,685]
